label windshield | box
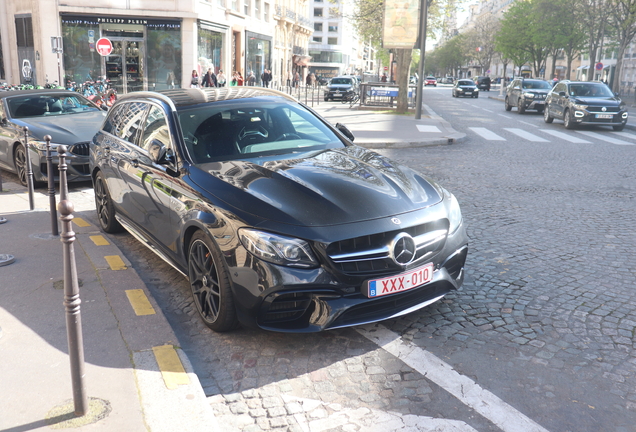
[330,78,353,85]
[178,99,346,164]
[7,94,100,118]
[522,80,551,90]
[569,84,614,98]
[458,80,473,86]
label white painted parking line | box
[469,127,506,141]
[358,324,552,432]
[417,125,442,133]
[576,130,635,145]
[540,129,592,143]
[611,131,636,141]
[504,128,550,142]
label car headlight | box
[35,141,61,151]
[474,88,479,92]
[523,92,535,98]
[239,228,319,268]
[446,192,463,234]
[572,104,588,111]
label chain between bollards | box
[23,127,35,210]
[44,135,59,236]
[58,144,88,417]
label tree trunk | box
[395,49,413,112]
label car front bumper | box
[572,109,628,126]
[28,144,91,183]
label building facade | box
[0,0,299,92]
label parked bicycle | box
[341,89,360,107]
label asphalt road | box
[12,86,633,432]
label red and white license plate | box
[364,263,434,298]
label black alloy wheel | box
[543,106,554,123]
[188,231,238,332]
[13,144,28,187]
[94,171,123,233]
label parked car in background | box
[425,76,437,86]
[474,76,491,91]
[544,80,628,130]
[452,79,479,98]
[89,87,469,333]
[324,76,358,101]
[505,78,552,114]
[0,89,106,186]
[440,77,454,84]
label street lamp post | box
[415,0,429,120]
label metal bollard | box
[23,127,35,210]
[45,135,59,236]
[57,145,88,416]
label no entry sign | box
[96,38,113,56]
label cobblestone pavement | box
[47,90,636,432]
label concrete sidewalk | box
[0,180,222,432]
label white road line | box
[358,324,551,432]
[576,130,635,145]
[539,129,592,143]
[611,131,636,140]
[498,114,513,119]
[504,128,550,142]
[417,125,442,133]
[518,120,535,127]
[469,127,506,141]
[482,108,494,113]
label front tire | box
[13,144,29,187]
[544,106,554,123]
[188,231,238,332]
[94,171,124,233]
[518,100,526,114]
[564,109,575,129]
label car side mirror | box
[558,91,567,97]
[335,123,355,142]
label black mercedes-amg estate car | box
[89,88,468,332]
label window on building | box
[0,32,4,79]
[312,36,322,43]
[264,3,270,21]
[15,16,34,47]
[327,37,337,45]
[232,0,238,11]
[329,7,339,17]
[255,0,261,18]
[218,0,225,7]
[314,22,323,31]
[244,0,250,15]
[328,23,338,32]
[314,8,323,17]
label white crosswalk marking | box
[611,131,636,141]
[469,127,506,141]
[539,129,592,143]
[577,130,635,145]
[504,128,550,142]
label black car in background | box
[544,80,628,130]
[0,89,106,186]
[452,79,479,98]
[324,76,357,101]
[89,88,468,333]
[474,76,491,91]
[505,78,552,114]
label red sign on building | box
[95,38,113,56]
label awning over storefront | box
[577,65,589,70]
[293,55,312,66]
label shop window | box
[198,24,224,76]
[327,37,337,45]
[328,23,338,32]
[314,8,323,17]
[314,23,323,32]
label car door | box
[0,99,23,172]
[509,80,521,105]
[551,82,568,119]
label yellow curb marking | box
[152,345,190,390]
[104,255,127,271]
[89,235,110,246]
[125,289,156,316]
[73,217,91,227]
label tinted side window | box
[554,83,566,94]
[140,106,171,152]
[102,104,128,136]
[120,102,148,145]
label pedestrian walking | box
[190,70,200,88]
[248,71,256,86]
[202,68,217,87]
[217,70,226,87]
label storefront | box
[245,31,271,82]
[198,21,226,77]
[61,14,182,94]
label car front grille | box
[326,220,449,276]
[69,142,90,156]
[587,106,620,113]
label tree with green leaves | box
[495,1,533,76]
[463,13,500,75]
[608,0,636,91]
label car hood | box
[11,111,106,144]
[572,96,622,106]
[191,146,443,226]
[328,84,353,89]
